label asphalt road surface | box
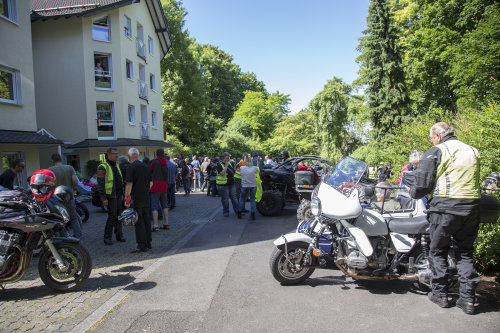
[92,206,500,333]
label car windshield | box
[324,157,367,196]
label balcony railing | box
[140,122,149,139]
[138,80,148,100]
[136,39,146,60]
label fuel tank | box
[0,213,64,233]
[353,208,388,236]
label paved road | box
[0,190,220,332]
[92,206,500,333]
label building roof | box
[0,130,63,145]
[68,138,174,149]
[30,0,172,58]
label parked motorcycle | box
[0,175,92,292]
[75,196,90,223]
[270,156,499,289]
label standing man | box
[97,147,125,245]
[166,155,177,210]
[408,122,481,314]
[200,157,210,192]
[150,148,169,231]
[124,148,152,252]
[191,155,201,192]
[216,152,240,217]
[0,159,25,190]
[49,153,81,239]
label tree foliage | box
[263,111,320,158]
[232,91,290,141]
[161,0,208,146]
[356,0,409,139]
[308,77,352,161]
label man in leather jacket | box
[408,122,481,314]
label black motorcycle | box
[0,190,92,292]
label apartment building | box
[30,0,172,174]
[0,0,62,187]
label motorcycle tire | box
[270,242,315,285]
[76,202,90,223]
[257,190,282,216]
[296,199,312,222]
[38,242,92,293]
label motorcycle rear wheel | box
[38,242,92,292]
[270,243,315,285]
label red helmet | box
[30,169,56,201]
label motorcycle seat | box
[388,215,429,234]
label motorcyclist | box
[407,122,481,314]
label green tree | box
[263,111,320,157]
[161,0,208,146]
[450,3,500,108]
[192,44,243,123]
[232,91,290,141]
[356,0,409,139]
[308,77,351,161]
[391,0,495,114]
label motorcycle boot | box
[456,298,475,315]
[428,292,450,308]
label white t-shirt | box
[240,165,258,188]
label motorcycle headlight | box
[310,198,322,217]
[56,205,70,223]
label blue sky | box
[182,0,371,113]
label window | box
[126,60,133,80]
[151,111,157,128]
[0,0,17,23]
[92,15,110,42]
[148,37,154,55]
[136,23,145,59]
[138,64,147,99]
[0,65,21,104]
[128,105,136,125]
[124,15,132,38]
[149,74,156,90]
[96,102,115,139]
[94,53,112,89]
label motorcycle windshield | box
[324,157,367,196]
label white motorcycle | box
[270,156,452,289]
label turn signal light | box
[312,249,319,257]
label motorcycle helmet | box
[119,208,138,226]
[489,172,499,182]
[30,169,56,202]
[54,185,74,205]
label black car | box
[257,155,334,219]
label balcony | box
[138,80,148,100]
[140,122,149,139]
[136,39,146,60]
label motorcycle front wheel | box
[38,242,92,292]
[270,243,315,285]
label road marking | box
[70,206,222,333]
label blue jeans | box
[217,184,239,216]
[239,187,256,213]
[182,178,190,194]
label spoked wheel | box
[270,242,315,285]
[38,242,92,292]
[296,199,312,222]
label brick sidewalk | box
[0,191,221,332]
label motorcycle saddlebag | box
[480,194,500,223]
[295,170,316,185]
